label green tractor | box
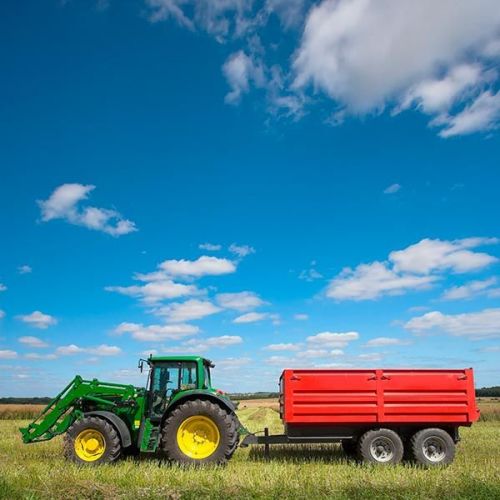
[20,356,241,465]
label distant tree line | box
[475,386,500,397]
[228,392,280,400]
[1,386,498,404]
[0,397,51,404]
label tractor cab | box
[140,355,215,419]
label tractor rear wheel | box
[64,416,122,465]
[161,399,239,465]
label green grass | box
[1,406,499,499]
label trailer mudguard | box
[85,411,132,448]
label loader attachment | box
[19,376,137,444]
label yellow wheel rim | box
[177,415,220,459]
[74,429,106,462]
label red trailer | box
[241,368,480,466]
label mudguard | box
[85,411,132,448]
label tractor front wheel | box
[64,416,122,465]
[161,399,239,465]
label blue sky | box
[1,0,499,396]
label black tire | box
[161,399,239,466]
[64,416,122,465]
[341,439,357,457]
[357,428,404,465]
[410,428,455,466]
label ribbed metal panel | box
[282,368,479,425]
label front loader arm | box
[19,376,137,444]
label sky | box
[1,0,499,396]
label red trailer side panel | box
[281,368,479,425]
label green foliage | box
[476,386,500,397]
[0,397,51,405]
[228,392,280,400]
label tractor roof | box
[148,355,214,366]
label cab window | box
[149,361,198,418]
[203,364,211,389]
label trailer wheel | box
[357,429,404,465]
[64,416,122,465]
[161,399,239,465]
[410,428,455,466]
[341,439,357,457]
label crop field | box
[0,401,499,499]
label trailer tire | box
[64,416,122,465]
[161,399,239,465]
[341,439,357,457]
[410,428,455,466]
[357,429,404,465]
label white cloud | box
[306,331,359,348]
[357,352,383,362]
[482,38,500,58]
[479,345,500,352]
[18,336,49,348]
[293,0,500,135]
[437,90,500,138]
[265,355,296,365]
[106,280,198,304]
[229,243,256,257]
[266,0,307,28]
[133,271,169,282]
[223,51,265,104]
[297,349,329,358]
[233,312,268,323]
[264,343,301,351]
[88,344,122,356]
[364,337,411,347]
[216,357,251,370]
[202,335,243,347]
[18,265,32,274]
[383,183,401,194]
[390,238,498,274]
[55,344,122,356]
[299,261,323,282]
[216,291,265,311]
[166,335,243,353]
[146,0,195,29]
[0,310,5,319]
[154,299,222,322]
[38,183,137,237]
[24,353,57,360]
[114,322,199,342]
[0,350,18,359]
[160,255,236,278]
[199,243,222,251]
[400,64,485,114]
[293,313,308,321]
[328,237,499,301]
[405,308,500,340]
[146,0,252,38]
[442,277,498,300]
[0,284,7,292]
[327,261,437,301]
[17,311,57,329]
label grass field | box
[0,402,499,499]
